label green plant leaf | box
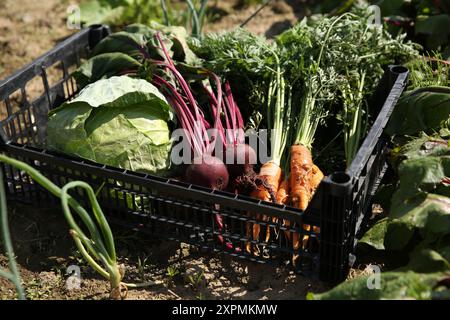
[92,31,148,59]
[147,21,201,65]
[309,271,449,300]
[78,0,126,26]
[394,155,450,200]
[415,15,450,49]
[396,248,449,273]
[390,134,449,165]
[437,245,450,262]
[377,0,406,16]
[386,193,450,250]
[73,52,142,89]
[385,86,450,136]
[358,218,387,251]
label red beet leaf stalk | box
[202,76,256,179]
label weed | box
[187,270,205,291]
[166,264,181,286]
[196,292,206,300]
[25,279,53,300]
[137,256,150,283]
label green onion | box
[0,168,25,300]
[0,154,158,299]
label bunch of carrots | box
[244,52,325,264]
[243,22,342,264]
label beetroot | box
[153,34,239,250]
[185,154,229,190]
[225,143,257,178]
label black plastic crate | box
[0,25,409,283]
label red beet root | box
[185,154,229,190]
[225,144,257,178]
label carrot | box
[292,225,315,266]
[259,161,283,192]
[290,144,313,211]
[276,178,289,204]
[274,178,289,239]
[260,163,282,244]
[308,164,324,237]
[242,53,290,256]
[245,185,270,255]
[289,145,325,266]
[310,164,324,195]
[245,161,282,255]
[292,230,300,266]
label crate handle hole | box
[89,24,104,30]
[329,172,351,184]
[390,65,408,75]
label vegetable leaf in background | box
[75,0,167,28]
[415,15,450,50]
[315,0,450,56]
[385,86,450,136]
[385,137,450,252]
[309,271,450,300]
[144,21,201,65]
[73,52,142,89]
[74,24,201,90]
[74,0,209,38]
[349,131,450,299]
[396,248,449,273]
[375,0,405,16]
[74,0,126,26]
[389,133,449,172]
[386,193,450,251]
[92,31,150,59]
[373,133,450,253]
[406,54,450,90]
[392,153,450,202]
[358,218,387,251]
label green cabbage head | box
[47,76,175,176]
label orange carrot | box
[259,161,283,192]
[292,230,300,266]
[308,165,324,236]
[246,161,282,255]
[290,145,326,266]
[276,178,289,204]
[292,224,315,266]
[307,164,324,235]
[310,164,324,195]
[272,179,289,239]
[246,184,271,255]
[290,144,313,211]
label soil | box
[0,0,78,80]
[0,0,308,80]
[204,0,303,37]
[0,202,329,300]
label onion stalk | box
[0,168,25,300]
[0,154,158,300]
